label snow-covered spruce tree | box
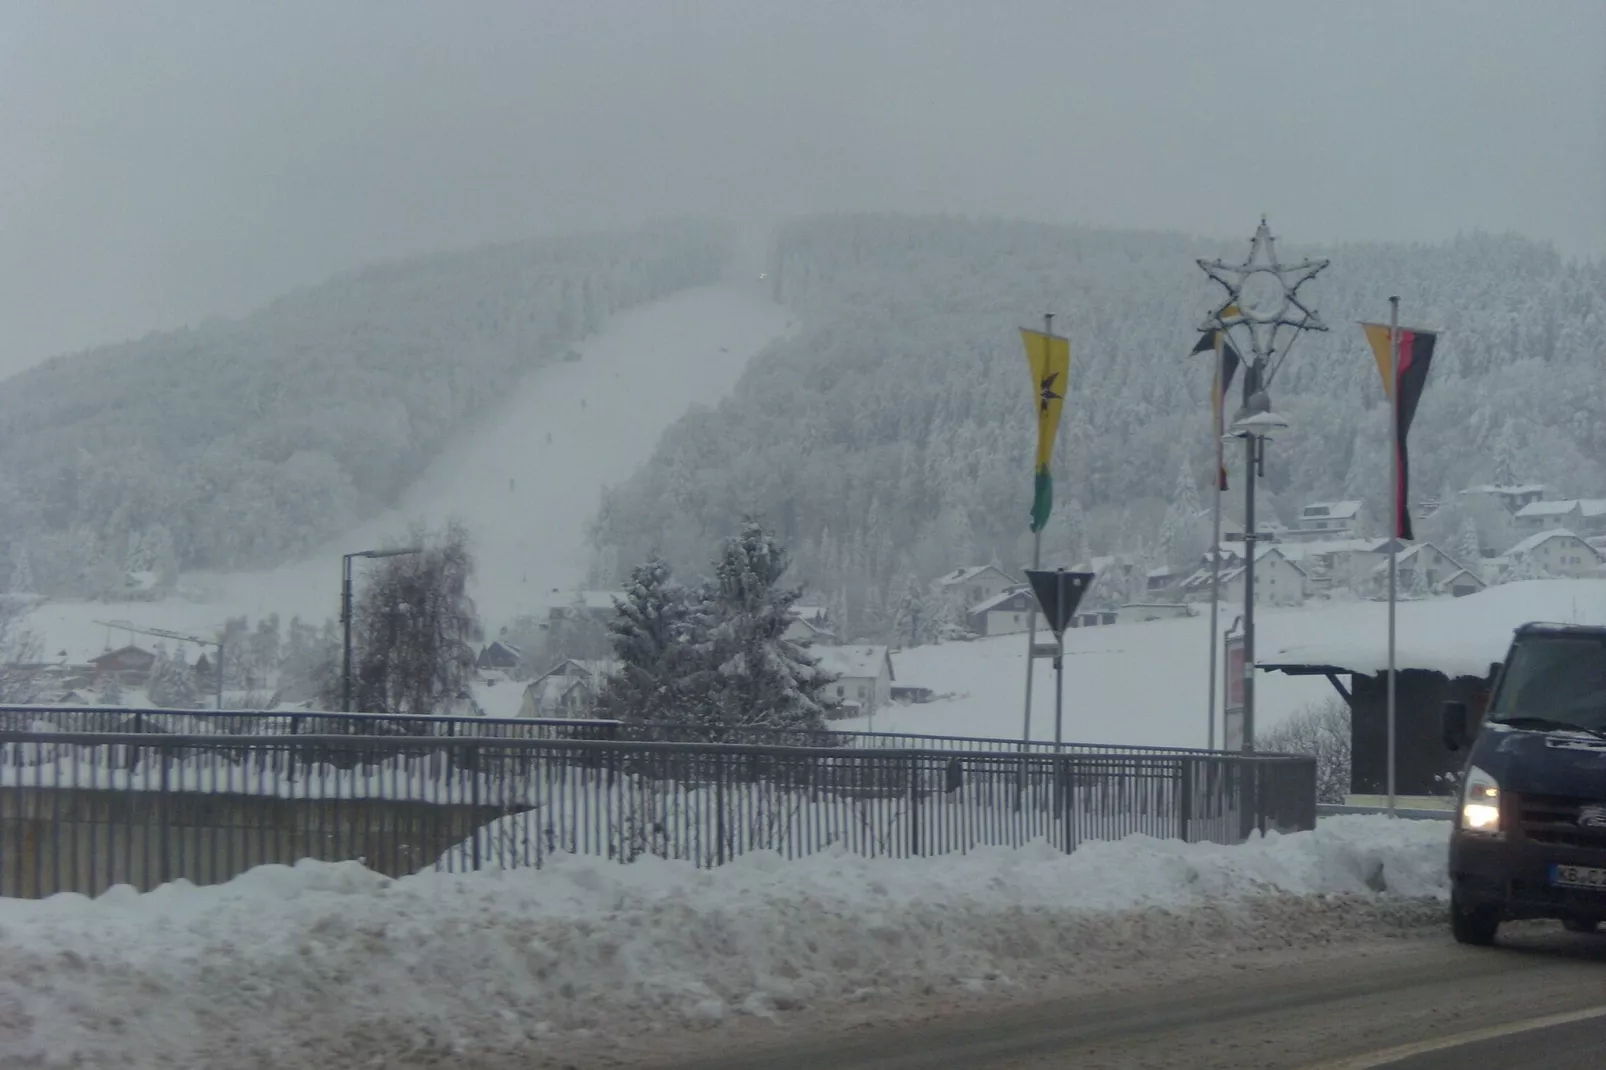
[351,521,482,716]
[147,645,198,709]
[684,518,834,738]
[890,573,928,648]
[594,555,694,724]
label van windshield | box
[1488,635,1606,730]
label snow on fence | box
[0,731,1315,899]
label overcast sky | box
[2,0,1602,375]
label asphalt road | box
[638,924,1606,1070]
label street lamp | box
[341,547,422,712]
[1223,392,1289,752]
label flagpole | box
[1206,331,1226,750]
[1386,296,1400,818]
[1021,312,1052,748]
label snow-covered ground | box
[0,815,1448,1069]
[848,579,1606,748]
[24,281,793,657]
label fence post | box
[1060,755,1076,854]
[908,756,921,858]
[470,742,483,872]
[715,751,727,867]
[158,743,172,887]
[1178,759,1194,843]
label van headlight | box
[1460,765,1502,834]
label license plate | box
[1549,864,1606,889]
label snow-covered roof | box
[1275,538,1387,562]
[790,604,830,622]
[1506,528,1596,557]
[1300,500,1362,520]
[813,645,893,681]
[968,587,1032,615]
[1515,499,1580,518]
[1262,579,1606,678]
[1215,547,1305,585]
[1580,500,1606,518]
[788,616,837,640]
[1146,565,1181,579]
[1462,483,1546,496]
[1365,542,1474,576]
[933,566,1013,588]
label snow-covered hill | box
[29,282,793,652]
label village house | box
[518,657,616,719]
[1512,498,1606,538]
[1184,546,1307,607]
[1459,483,1548,515]
[1273,538,1390,592]
[1288,500,1367,542]
[476,640,523,672]
[814,644,894,719]
[89,645,156,686]
[782,605,837,646]
[1502,528,1603,579]
[1362,542,1481,598]
[964,586,1035,637]
[930,566,1017,610]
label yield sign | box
[1024,569,1094,638]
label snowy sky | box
[2,0,1602,375]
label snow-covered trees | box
[147,645,199,709]
[890,574,929,647]
[687,518,833,733]
[600,520,835,735]
[591,217,1606,622]
[350,522,482,715]
[594,556,693,723]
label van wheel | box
[1563,918,1600,934]
[1450,893,1501,946]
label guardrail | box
[0,704,1244,758]
[0,730,1317,898]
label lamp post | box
[1225,395,1289,752]
[341,547,422,712]
[1198,218,1327,752]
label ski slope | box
[36,282,791,647]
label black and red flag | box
[1190,323,1242,490]
[1362,322,1438,540]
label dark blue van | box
[1445,622,1606,945]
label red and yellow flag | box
[1362,323,1439,540]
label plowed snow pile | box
[0,817,1448,1069]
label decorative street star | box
[1038,371,1062,413]
[1197,217,1329,384]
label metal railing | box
[0,704,1230,758]
[0,731,1316,898]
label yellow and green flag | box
[1021,326,1071,532]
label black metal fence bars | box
[0,731,1316,899]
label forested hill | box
[0,221,732,593]
[590,213,1605,638]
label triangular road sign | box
[1024,569,1094,637]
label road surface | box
[626,923,1606,1070]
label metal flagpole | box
[1206,330,1226,749]
[1021,312,1052,747]
[1386,296,1401,817]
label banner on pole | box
[1021,328,1071,532]
[1361,322,1439,540]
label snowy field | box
[23,280,793,647]
[0,815,1449,1069]
[848,580,1606,748]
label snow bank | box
[0,816,1448,1069]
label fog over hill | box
[590,214,1606,639]
[0,222,731,595]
